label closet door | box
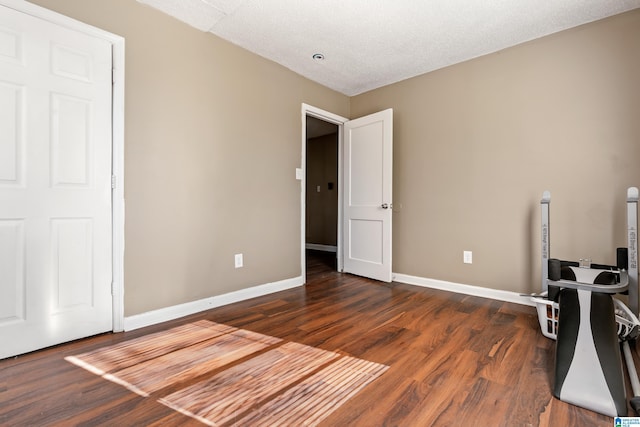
[0,4,113,359]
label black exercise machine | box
[532,187,640,417]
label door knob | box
[381,203,389,209]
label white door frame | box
[1,0,126,332]
[300,104,347,283]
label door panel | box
[349,219,383,263]
[349,122,384,205]
[0,5,113,359]
[0,26,22,63]
[0,219,24,324]
[51,43,93,82]
[51,94,92,187]
[51,218,94,312]
[0,82,22,185]
[343,109,393,282]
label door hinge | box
[111,175,116,189]
[112,68,116,84]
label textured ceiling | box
[137,0,640,96]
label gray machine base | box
[554,288,627,417]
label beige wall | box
[30,0,349,316]
[24,1,640,313]
[351,10,640,294]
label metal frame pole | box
[541,191,551,294]
[628,187,639,317]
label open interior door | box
[343,109,393,282]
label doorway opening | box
[305,116,339,273]
[300,104,348,283]
[301,104,393,284]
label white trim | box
[111,39,126,332]
[305,243,337,253]
[303,104,349,124]
[301,104,348,282]
[393,273,536,307]
[1,0,126,332]
[123,276,304,331]
[1,0,121,40]
[336,122,344,272]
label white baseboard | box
[124,276,304,331]
[305,243,337,253]
[124,272,534,332]
[393,273,536,307]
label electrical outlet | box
[463,251,473,264]
[235,253,243,268]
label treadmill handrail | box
[547,270,629,294]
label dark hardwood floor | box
[0,250,635,425]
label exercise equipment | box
[532,187,640,417]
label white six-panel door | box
[0,5,113,359]
[343,109,393,282]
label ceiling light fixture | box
[312,53,324,61]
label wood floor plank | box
[0,250,628,426]
[435,376,513,425]
[66,320,235,374]
[323,374,433,427]
[70,328,281,397]
[158,342,341,425]
[235,355,388,427]
[118,330,278,396]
